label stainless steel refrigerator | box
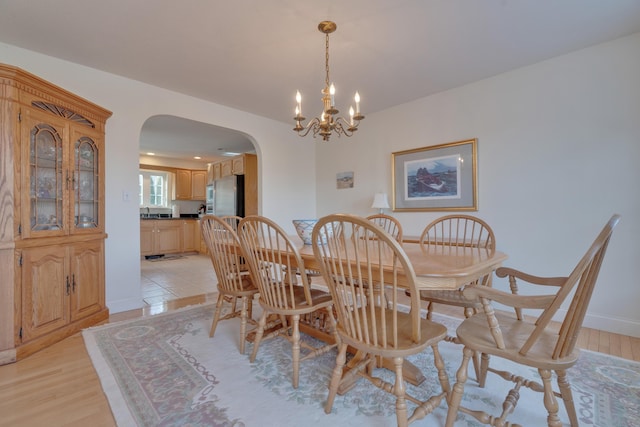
[212,174,245,217]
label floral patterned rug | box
[83,303,640,426]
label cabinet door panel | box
[191,170,207,200]
[140,221,155,256]
[221,160,232,177]
[21,246,69,341]
[71,127,103,233]
[175,169,191,200]
[231,156,244,174]
[182,220,198,252]
[156,222,182,253]
[70,241,104,321]
[20,108,69,239]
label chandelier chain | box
[325,32,331,88]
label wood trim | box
[0,74,16,354]
[14,233,108,249]
[0,63,112,127]
[139,163,178,173]
[15,308,109,361]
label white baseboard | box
[107,297,144,314]
[581,311,640,338]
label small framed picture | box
[336,171,354,189]
[392,139,477,211]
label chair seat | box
[289,285,333,309]
[218,275,258,296]
[456,311,580,370]
[339,311,447,358]
[418,289,483,308]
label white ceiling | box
[2,0,640,161]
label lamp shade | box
[371,193,390,210]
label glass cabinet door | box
[29,122,64,232]
[74,136,99,230]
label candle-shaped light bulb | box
[354,92,360,114]
[349,106,354,126]
[329,83,336,107]
[295,90,302,116]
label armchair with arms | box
[445,214,620,427]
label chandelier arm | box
[294,117,321,137]
[333,118,355,137]
[334,116,360,134]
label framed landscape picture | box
[391,138,477,211]
[336,171,354,189]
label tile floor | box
[140,253,217,305]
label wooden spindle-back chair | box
[201,215,258,354]
[313,214,450,427]
[445,214,621,427]
[238,215,339,388]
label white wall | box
[2,32,638,336]
[0,42,318,313]
[316,33,640,337]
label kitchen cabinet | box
[220,155,247,177]
[200,225,208,254]
[213,162,222,181]
[140,220,156,255]
[221,159,233,177]
[208,153,258,216]
[20,240,105,342]
[175,169,192,200]
[0,63,111,364]
[140,219,200,256]
[207,163,214,185]
[182,219,200,253]
[232,156,245,175]
[242,154,258,216]
[191,170,207,200]
[175,169,206,200]
[140,220,182,256]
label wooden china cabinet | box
[0,64,112,364]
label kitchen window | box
[139,170,173,208]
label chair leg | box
[239,296,248,354]
[478,352,490,388]
[556,369,578,427]
[445,346,473,427]
[325,306,341,348]
[431,344,450,395]
[392,356,408,427]
[291,314,301,388]
[325,342,348,414]
[250,311,267,363]
[540,369,563,427]
[461,307,482,383]
[209,293,225,337]
[471,351,481,383]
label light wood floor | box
[1,254,638,426]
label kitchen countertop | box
[140,214,201,220]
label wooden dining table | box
[227,229,507,387]
[288,237,508,388]
[293,237,507,291]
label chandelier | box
[293,21,364,141]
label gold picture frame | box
[392,138,478,211]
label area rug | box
[83,304,640,426]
